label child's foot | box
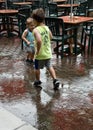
[34,80,42,86]
[26,59,34,64]
[53,79,61,90]
[29,59,34,63]
[26,59,30,62]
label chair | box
[31,0,48,11]
[87,0,93,17]
[81,9,93,53]
[18,13,26,49]
[74,1,88,16]
[0,1,6,9]
[82,23,93,54]
[66,0,72,4]
[81,17,93,54]
[7,0,19,9]
[48,2,64,17]
[0,16,3,36]
[9,7,31,36]
[87,0,93,12]
[18,7,31,18]
[31,1,40,10]
[40,0,48,9]
[45,17,77,58]
[66,0,78,4]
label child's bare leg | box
[28,52,34,61]
[34,69,42,86]
[31,53,34,60]
[35,69,40,81]
[48,67,61,90]
[48,66,57,80]
[26,52,30,60]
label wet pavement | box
[0,36,93,130]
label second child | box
[22,17,35,63]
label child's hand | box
[27,41,30,45]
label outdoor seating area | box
[0,0,93,58]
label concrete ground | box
[0,36,93,130]
[0,106,37,130]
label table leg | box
[67,26,80,55]
[6,16,10,37]
[6,16,14,37]
[67,29,74,54]
[74,27,77,55]
[74,27,83,55]
[2,17,6,30]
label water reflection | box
[0,59,26,101]
[30,87,61,130]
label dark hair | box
[32,8,45,23]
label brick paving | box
[0,36,93,130]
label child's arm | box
[49,30,53,40]
[22,29,30,45]
[33,29,42,55]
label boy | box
[22,17,35,63]
[32,8,61,90]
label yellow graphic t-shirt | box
[35,26,52,60]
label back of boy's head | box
[32,8,45,23]
[26,17,33,26]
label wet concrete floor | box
[0,36,93,130]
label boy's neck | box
[37,22,44,26]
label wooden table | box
[58,4,79,15]
[0,9,18,14]
[0,9,18,37]
[59,16,93,54]
[0,0,5,3]
[58,4,79,8]
[0,0,5,8]
[53,0,67,4]
[13,2,32,6]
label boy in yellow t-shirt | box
[32,8,61,90]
